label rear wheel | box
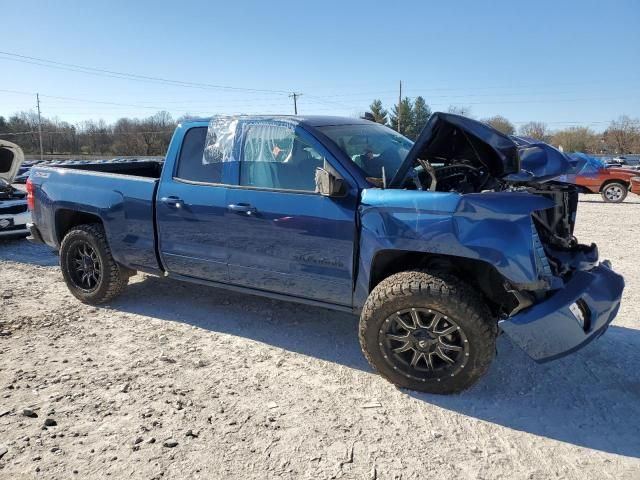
[601,182,627,203]
[359,270,497,394]
[59,224,128,304]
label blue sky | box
[0,0,638,131]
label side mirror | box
[315,167,345,197]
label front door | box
[225,121,357,307]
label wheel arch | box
[368,249,514,317]
[54,209,103,245]
[599,178,629,192]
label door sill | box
[167,272,356,313]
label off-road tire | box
[59,223,128,304]
[359,270,497,394]
[601,182,628,203]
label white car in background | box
[0,140,30,238]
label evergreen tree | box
[369,99,388,125]
[410,96,432,139]
[390,97,414,137]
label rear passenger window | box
[241,124,324,191]
[175,127,223,183]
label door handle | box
[227,203,257,215]
[160,196,184,208]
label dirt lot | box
[0,196,639,480]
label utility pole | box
[289,92,302,115]
[398,80,402,134]
[36,93,44,160]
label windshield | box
[318,123,413,181]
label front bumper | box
[499,262,624,362]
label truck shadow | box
[113,275,640,459]
[417,327,640,459]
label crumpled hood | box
[390,113,571,187]
[390,112,520,187]
[507,136,571,182]
[0,140,25,184]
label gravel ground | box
[0,196,639,479]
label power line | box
[0,50,291,95]
[0,88,301,115]
[1,49,638,113]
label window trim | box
[169,122,357,196]
[171,176,319,195]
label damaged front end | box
[377,113,625,362]
[499,180,624,361]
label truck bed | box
[29,162,162,274]
[49,159,163,178]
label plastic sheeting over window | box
[203,116,298,165]
[243,123,295,164]
[203,117,239,165]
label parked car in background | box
[26,113,625,394]
[607,156,628,167]
[13,164,33,184]
[602,155,640,168]
[561,153,640,203]
[0,140,30,238]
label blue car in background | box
[22,113,625,394]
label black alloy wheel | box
[379,308,469,382]
[68,241,102,291]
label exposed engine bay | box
[390,112,596,282]
[410,159,501,194]
[409,154,594,277]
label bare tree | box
[447,105,472,117]
[482,115,515,135]
[551,127,599,153]
[603,115,640,154]
[518,121,551,142]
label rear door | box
[156,125,231,282]
[225,121,357,307]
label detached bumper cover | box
[500,263,624,362]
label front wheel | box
[601,182,628,203]
[359,270,497,394]
[59,223,128,304]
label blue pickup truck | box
[25,113,625,393]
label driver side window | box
[240,124,325,192]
